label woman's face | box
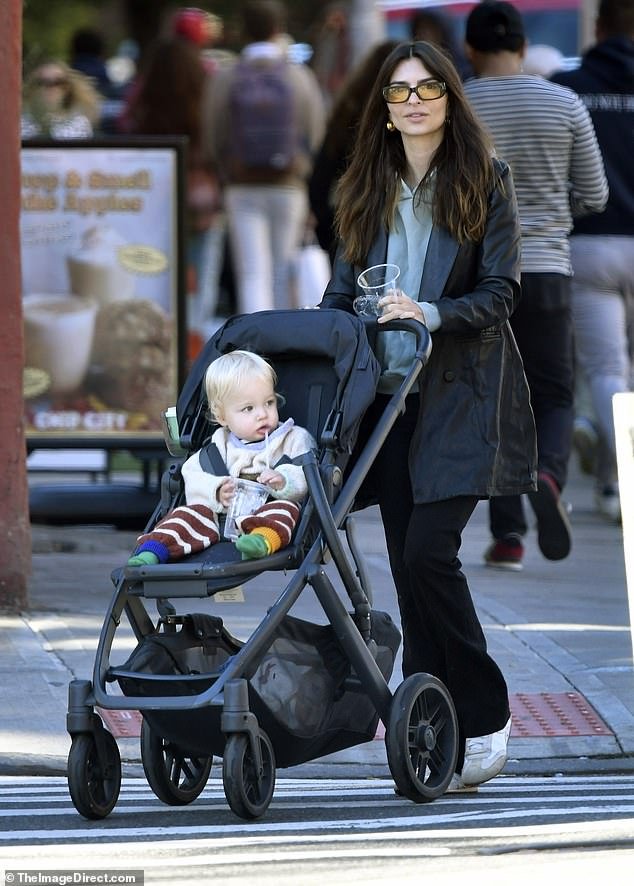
[384,56,448,144]
[33,64,69,110]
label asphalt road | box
[1,774,633,883]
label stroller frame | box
[66,313,459,820]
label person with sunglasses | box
[21,60,100,139]
[319,40,537,790]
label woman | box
[308,39,398,259]
[319,42,537,789]
[121,37,224,349]
[21,60,100,139]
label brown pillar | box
[0,0,30,612]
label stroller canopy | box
[177,309,381,454]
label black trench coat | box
[320,160,537,504]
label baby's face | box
[219,376,279,442]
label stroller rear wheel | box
[140,718,213,805]
[222,728,276,820]
[67,730,121,819]
[386,673,458,802]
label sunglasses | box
[35,77,68,88]
[382,78,447,103]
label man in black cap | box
[463,1,608,571]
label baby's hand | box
[218,477,235,509]
[257,468,285,491]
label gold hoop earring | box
[386,119,395,132]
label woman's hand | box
[378,289,425,324]
[218,477,235,509]
[257,468,285,490]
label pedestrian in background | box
[308,39,399,260]
[202,0,326,314]
[170,6,228,76]
[551,0,634,524]
[320,40,537,789]
[69,27,116,99]
[463,1,608,571]
[21,60,101,139]
[410,8,472,80]
[121,35,224,353]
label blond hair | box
[205,350,277,423]
[23,60,101,126]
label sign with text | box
[21,140,185,444]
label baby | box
[128,350,316,565]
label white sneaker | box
[461,716,512,786]
[446,772,479,793]
[595,485,621,523]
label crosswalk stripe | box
[2,802,634,842]
[0,815,633,858]
[3,789,634,819]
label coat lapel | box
[364,227,388,273]
[419,226,459,302]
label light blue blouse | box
[376,178,434,394]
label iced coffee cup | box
[354,263,400,316]
[67,224,135,305]
[23,294,97,394]
[224,479,270,541]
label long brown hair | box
[321,39,399,161]
[335,41,495,264]
[126,37,206,151]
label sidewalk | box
[1,459,633,779]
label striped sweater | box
[464,74,608,275]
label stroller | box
[66,308,459,821]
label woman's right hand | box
[378,289,424,324]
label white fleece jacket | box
[181,418,317,513]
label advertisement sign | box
[21,139,186,445]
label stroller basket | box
[111,610,401,767]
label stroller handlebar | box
[360,315,433,365]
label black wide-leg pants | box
[360,394,510,758]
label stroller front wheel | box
[140,718,213,805]
[386,673,458,802]
[67,730,121,819]
[222,728,276,820]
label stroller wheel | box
[67,730,121,819]
[386,673,458,803]
[222,729,276,820]
[140,718,213,805]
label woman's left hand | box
[377,290,424,324]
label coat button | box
[443,370,455,382]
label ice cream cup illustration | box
[67,224,135,305]
[23,294,97,394]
